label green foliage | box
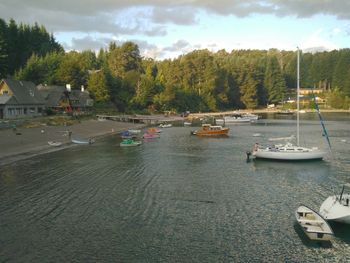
[4,17,350,112]
[1,18,63,76]
[87,71,110,102]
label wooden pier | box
[96,114,184,125]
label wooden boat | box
[71,138,95,144]
[320,185,350,224]
[191,124,229,137]
[120,139,142,147]
[295,205,334,241]
[48,141,62,147]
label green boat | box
[120,139,142,147]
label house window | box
[16,108,21,115]
[30,107,35,113]
[8,108,15,115]
[24,108,27,114]
[38,107,42,113]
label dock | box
[96,114,185,125]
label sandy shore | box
[0,119,145,166]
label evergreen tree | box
[264,56,287,104]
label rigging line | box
[312,88,332,153]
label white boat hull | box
[253,149,326,160]
[252,143,326,161]
[320,195,350,224]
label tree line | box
[1,18,350,112]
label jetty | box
[96,114,184,125]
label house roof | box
[1,78,45,105]
[37,84,92,107]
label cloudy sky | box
[1,0,350,59]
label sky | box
[1,0,350,60]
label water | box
[1,113,350,262]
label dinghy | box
[295,205,334,241]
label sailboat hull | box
[253,148,326,161]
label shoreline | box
[0,119,145,166]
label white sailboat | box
[252,48,326,161]
[319,185,350,224]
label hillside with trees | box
[1,18,350,113]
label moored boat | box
[319,185,350,224]
[147,127,162,133]
[191,124,229,137]
[120,139,142,147]
[295,205,334,241]
[143,133,160,139]
[48,141,62,147]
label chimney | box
[81,85,85,92]
[66,84,71,92]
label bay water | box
[1,113,350,262]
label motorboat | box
[216,113,259,125]
[295,205,334,241]
[183,121,192,126]
[252,49,327,161]
[120,139,142,147]
[319,185,350,224]
[191,124,229,137]
[48,141,62,147]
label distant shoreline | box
[188,108,350,118]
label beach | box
[0,119,145,166]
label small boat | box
[159,123,172,128]
[252,133,262,137]
[147,127,162,133]
[319,185,350,224]
[48,141,62,147]
[120,139,142,147]
[120,130,138,139]
[295,205,334,241]
[276,109,294,115]
[191,124,229,137]
[128,129,141,134]
[143,133,160,139]
[183,122,192,126]
[71,138,95,144]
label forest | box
[1,18,350,113]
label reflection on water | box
[1,114,350,262]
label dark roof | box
[1,78,45,105]
[37,85,66,107]
[37,85,93,107]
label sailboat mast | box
[297,48,300,146]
